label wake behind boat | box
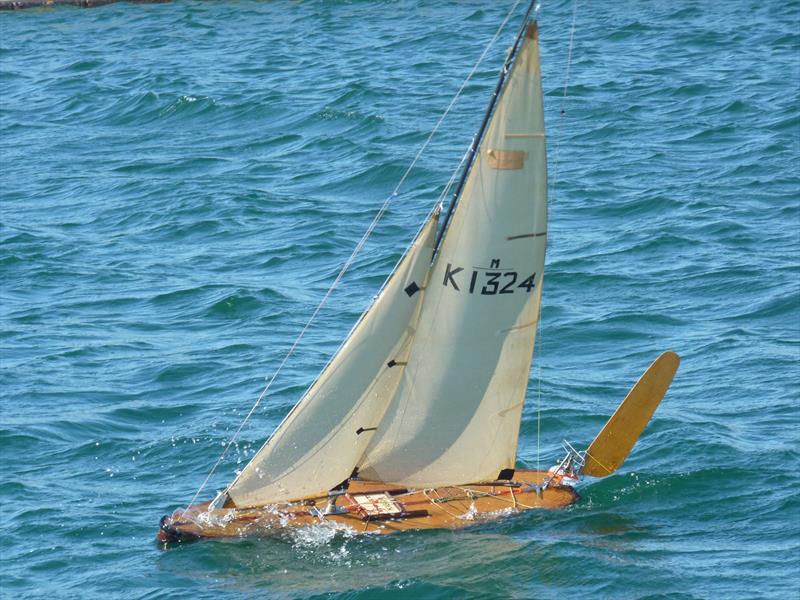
[158,6,679,545]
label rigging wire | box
[537,317,542,475]
[185,0,528,511]
[548,0,579,204]
[535,0,579,475]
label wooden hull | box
[157,469,578,545]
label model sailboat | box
[158,13,679,544]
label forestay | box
[358,24,548,487]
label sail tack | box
[358,23,548,487]
[228,215,438,507]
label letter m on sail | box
[443,263,463,290]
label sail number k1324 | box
[442,262,537,295]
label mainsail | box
[359,23,547,486]
[228,21,547,506]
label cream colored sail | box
[228,215,438,507]
[358,24,547,487]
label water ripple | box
[1,1,798,599]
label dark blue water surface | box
[2,1,799,598]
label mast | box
[433,1,539,253]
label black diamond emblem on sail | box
[404,281,420,297]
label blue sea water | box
[1,0,799,597]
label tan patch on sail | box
[487,149,527,170]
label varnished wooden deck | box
[157,469,579,545]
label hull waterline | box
[157,469,578,545]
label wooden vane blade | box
[583,351,680,478]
